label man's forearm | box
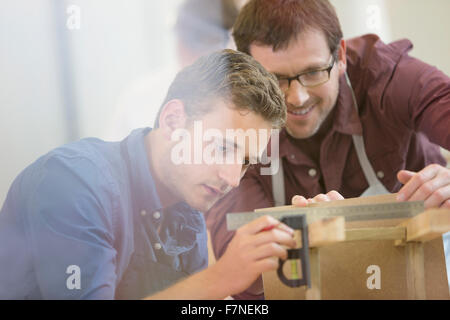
[144,264,230,300]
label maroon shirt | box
[205,34,450,299]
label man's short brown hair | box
[233,0,343,55]
[155,49,286,128]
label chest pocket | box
[114,205,207,299]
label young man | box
[206,0,450,299]
[0,49,324,299]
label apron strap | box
[345,72,389,194]
[271,157,286,206]
[352,134,386,190]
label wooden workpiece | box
[308,216,345,247]
[259,194,450,300]
[398,208,450,243]
[346,226,406,241]
[405,242,426,300]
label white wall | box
[0,0,182,205]
[330,0,450,76]
[330,0,392,42]
[385,0,450,76]
[0,0,66,205]
[66,0,182,139]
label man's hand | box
[147,215,295,300]
[147,192,345,299]
[211,191,344,297]
[291,190,344,206]
[211,215,296,296]
[397,164,450,209]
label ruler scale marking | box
[227,201,424,231]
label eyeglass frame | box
[275,53,337,90]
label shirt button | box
[377,171,385,179]
[153,211,161,219]
[154,243,162,250]
[140,210,147,217]
[308,168,317,177]
[290,154,295,160]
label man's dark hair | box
[233,0,343,55]
[154,49,286,128]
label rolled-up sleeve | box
[25,155,118,299]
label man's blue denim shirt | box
[0,128,208,299]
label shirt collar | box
[123,127,163,216]
[123,127,204,232]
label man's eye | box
[304,70,325,80]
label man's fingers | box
[251,228,296,248]
[397,165,450,208]
[308,193,330,203]
[250,242,288,261]
[442,199,450,209]
[326,190,344,200]
[408,176,450,203]
[292,191,343,206]
[309,193,334,203]
[312,194,330,202]
[397,165,440,201]
[397,170,416,185]
[424,184,450,209]
[254,257,279,274]
[292,195,308,206]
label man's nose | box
[285,79,310,107]
[218,163,242,189]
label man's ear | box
[158,99,188,139]
[337,39,347,76]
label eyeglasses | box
[276,55,336,91]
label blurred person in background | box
[107,0,246,141]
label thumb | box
[397,170,416,185]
